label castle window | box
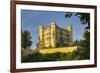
[59,37,64,43]
[60,32,63,35]
[47,33,49,35]
[67,34,70,37]
[67,38,71,42]
[52,32,55,35]
[46,37,50,41]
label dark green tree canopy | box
[65,12,90,59]
[21,30,32,49]
[72,40,80,46]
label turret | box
[67,25,73,46]
[39,25,45,48]
[51,21,56,25]
[39,25,45,42]
[67,25,73,32]
[50,21,57,47]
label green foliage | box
[80,31,90,59]
[65,12,90,59]
[21,30,32,49]
[65,12,73,18]
[72,31,90,59]
[75,13,90,29]
[72,40,80,46]
[21,50,89,63]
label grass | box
[21,46,90,63]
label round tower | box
[67,25,73,32]
[39,26,44,41]
[67,25,73,46]
[51,21,57,48]
[39,25,45,48]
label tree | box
[80,31,90,59]
[65,12,90,59]
[72,40,80,46]
[65,12,90,30]
[21,30,32,49]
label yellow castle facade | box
[38,21,73,49]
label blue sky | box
[21,9,85,49]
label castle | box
[37,21,73,49]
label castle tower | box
[50,21,57,48]
[39,25,45,48]
[67,25,73,46]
